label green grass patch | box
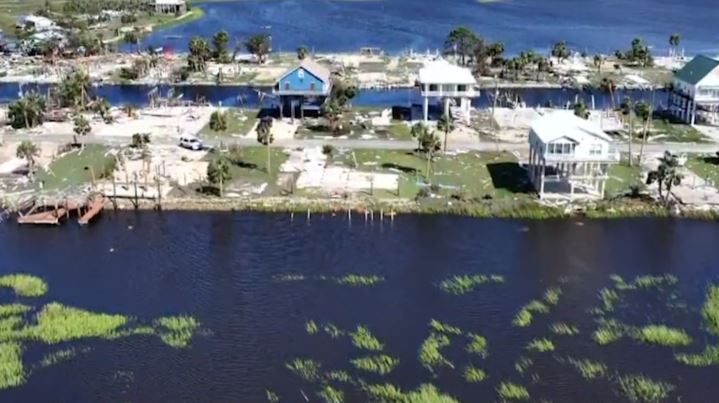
[438,274,504,295]
[605,163,642,198]
[675,345,719,367]
[593,320,627,345]
[363,383,459,403]
[199,108,259,138]
[550,322,580,336]
[323,323,344,339]
[649,119,710,143]
[598,288,621,313]
[466,333,488,358]
[418,333,452,373]
[566,358,607,380]
[463,365,486,383]
[317,385,344,403]
[28,303,127,343]
[635,325,691,347]
[305,320,319,335]
[514,357,533,374]
[0,305,31,317]
[0,342,23,389]
[0,274,48,297]
[611,274,678,291]
[351,354,399,375]
[429,319,462,335]
[496,381,530,401]
[617,374,674,403]
[153,315,200,348]
[266,389,279,402]
[526,338,555,353]
[335,274,385,287]
[513,300,549,327]
[36,145,115,191]
[350,325,383,351]
[150,7,205,30]
[543,287,562,305]
[211,147,289,194]
[325,370,352,383]
[286,358,321,381]
[39,347,83,368]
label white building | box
[528,111,619,200]
[151,0,187,14]
[417,59,477,123]
[669,55,719,126]
[16,15,57,32]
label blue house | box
[274,59,332,119]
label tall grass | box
[617,374,674,403]
[335,275,385,287]
[611,274,678,291]
[0,342,23,389]
[418,333,452,373]
[463,365,486,383]
[703,285,719,336]
[513,300,549,327]
[305,320,319,335]
[0,274,47,297]
[317,385,344,403]
[496,381,530,401]
[362,383,459,402]
[526,338,555,353]
[323,323,344,339]
[286,358,321,381]
[0,304,31,317]
[438,274,504,295]
[466,333,488,358]
[351,325,384,351]
[550,322,580,336]
[429,319,462,335]
[351,355,399,375]
[28,303,127,343]
[593,320,627,345]
[675,345,719,367]
[154,315,200,348]
[543,287,562,305]
[38,347,85,368]
[598,288,621,313]
[566,357,607,380]
[266,389,279,402]
[514,357,533,374]
[635,325,692,347]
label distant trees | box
[410,122,428,151]
[593,54,603,74]
[245,34,271,64]
[188,36,211,71]
[646,151,683,205]
[669,33,681,58]
[72,114,91,147]
[212,30,230,63]
[256,117,274,173]
[297,45,309,60]
[616,38,653,67]
[123,31,141,53]
[56,69,92,110]
[551,41,570,63]
[8,93,46,129]
[209,110,228,132]
[16,141,39,179]
[444,26,479,66]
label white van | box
[179,134,203,151]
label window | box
[458,85,467,92]
[284,83,290,91]
[309,83,316,91]
[298,69,305,80]
[429,84,438,91]
[590,144,603,155]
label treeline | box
[62,0,151,15]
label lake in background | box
[129,0,719,56]
[1,212,718,401]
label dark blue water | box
[6,82,668,110]
[1,213,718,401]
[129,0,719,55]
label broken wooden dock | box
[78,195,105,226]
[17,201,78,226]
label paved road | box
[3,133,719,155]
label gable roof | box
[675,55,719,85]
[531,111,612,144]
[418,58,476,85]
[276,59,331,84]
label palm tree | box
[646,151,683,205]
[410,122,429,151]
[297,45,309,60]
[245,34,271,64]
[188,36,210,71]
[551,41,569,63]
[320,101,342,133]
[620,97,635,166]
[573,99,589,119]
[16,140,39,180]
[600,77,617,110]
[207,157,231,197]
[437,113,455,152]
[256,116,274,174]
[593,54,603,74]
[212,30,230,62]
[73,113,91,147]
[669,33,681,58]
[418,130,441,180]
[58,69,92,109]
[8,93,46,129]
[634,101,652,165]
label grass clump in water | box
[466,333,488,358]
[526,338,554,353]
[317,385,344,403]
[703,285,719,336]
[463,365,486,383]
[273,273,306,282]
[514,357,533,374]
[38,347,88,368]
[593,320,627,345]
[617,374,674,403]
[305,320,318,335]
[598,288,621,313]
[326,370,352,383]
[438,274,504,295]
[350,325,383,351]
[28,303,127,343]
[566,358,607,380]
[550,322,579,336]
[0,342,24,389]
[0,274,47,297]
[335,274,384,287]
[266,389,279,402]
[0,304,31,317]
[429,319,462,335]
[286,358,321,381]
[612,274,678,291]
[635,325,691,347]
[364,383,458,403]
[351,355,399,375]
[543,287,562,305]
[513,300,549,327]
[496,381,530,401]
[154,315,200,348]
[675,345,719,366]
[323,323,344,339]
[418,333,452,372]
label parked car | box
[179,135,203,151]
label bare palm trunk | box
[638,119,649,166]
[219,175,223,197]
[443,129,448,152]
[425,154,431,182]
[627,116,634,167]
[266,142,271,174]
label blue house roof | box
[276,59,331,85]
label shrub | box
[464,365,486,383]
[351,325,383,351]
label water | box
[130,0,719,56]
[3,82,668,110]
[1,212,718,401]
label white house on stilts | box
[417,59,476,123]
[528,112,619,200]
[668,55,719,126]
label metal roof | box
[418,58,476,85]
[675,55,719,85]
[531,111,612,144]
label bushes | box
[209,110,228,132]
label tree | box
[123,31,141,53]
[646,151,683,205]
[320,100,342,133]
[72,113,91,147]
[256,116,274,173]
[626,38,652,67]
[209,110,228,132]
[410,122,428,151]
[207,157,231,197]
[212,30,230,63]
[245,34,271,64]
[297,45,309,60]
[131,133,151,148]
[573,99,589,119]
[600,77,617,110]
[444,26,479,66]
[620,97,635,166]
[7,93,46,129]
[418,130,441,180]
[94,97,112,123]
[16,140,39,180]
[669,33,681,58]
[57,69,92,109]
[634,101,652,164]
[437,113,455,152]
[593,54,603,73]
[551,41,569,63]
[536,57,550,81]
[188,36,210,71]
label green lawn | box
[332,150,533,200]
[686,155,719,187]
[199,109,259,139]
[204,146,288,195]
[605,163,642,198]
[36,145,115,191]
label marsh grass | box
[286,358,321,381]
[635,325,691,347]
[526,338,555,353]
[38,347,89,368]
[273,274,306,282]
[266,389,279,402]
[0,316,23,341]
[351,355,399,375]
[0,275,47,297]
[317,385,344,403]
[514,357,533,374]
[513,300,549,327]
[466,333,488,358]
[463,365,486,383]
[418,333,452,372]
[703,285,719,336]
[351,326,384,351]
[675,345,719,366]
[496,381,530,401]
[306,320,319,335]
[543,287,562,305]
[438,274,505,295]
[323,323,344,339]
[617,374,674,403]
[612,274,678,291]
[598,288,621,313]
[0,342,23,389]
[429,319,462,335]
[335,275,384,287]
[565,358,607,380]
[28,303,128,343]
[153,315,200,348]
[363,383,459,403]
[550,323,580,336]
[0,304,31,317]
[326,370,353,383]
[593,320,628,345]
